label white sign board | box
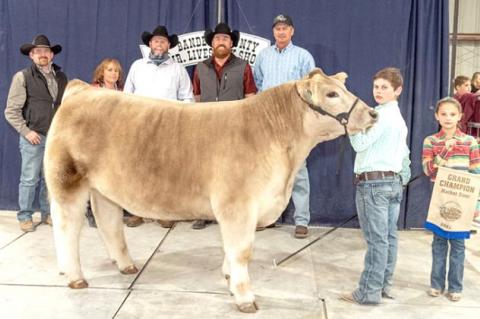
[140,31,270,67]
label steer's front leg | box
[217,212,258,313]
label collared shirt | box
[192,55,257,96]
[38,62,58,100]
[5,64,60,136]
[349,100,411,184]
[124,57,194,102]
[422,128,480,181]
[253,42,315,91]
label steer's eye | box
[326,91,339,98]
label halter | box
[304,94,360,136]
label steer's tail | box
[61,79,90,103]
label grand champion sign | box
[140,31,270,67]
[426,166,480,233]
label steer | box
[44,68,377,313]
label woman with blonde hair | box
[92,58,124,90]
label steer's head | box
[295,68,377,139]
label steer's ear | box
[307,68,325,79]
[331,72,348,84]
[296,79,315,105]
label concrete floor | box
[0,210,479,319]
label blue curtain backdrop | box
[0,0,448,228]
[226,0,449,228]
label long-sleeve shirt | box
[422,129,480,181]
[253,42,315,91]
[456,92,480,135]
[5,64,61,136]
[124,57,194,102]
[192,55,257,97]
[349,100,411,185]
[422,128,480,238]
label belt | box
[355,171,398,183]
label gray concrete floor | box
[0,210,479,319]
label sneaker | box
[446,292,461,302]
[192,220,207,229]
[157,220,174,228]
[19,220,35,232]
[41,214,52,226]
[294,225,309,238]
[125,215,144,227]
[428,288,443,297]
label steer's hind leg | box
[51,194,89,289]
[90,190,138,274]
[216,205,258,313]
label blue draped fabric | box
[226,0,449,228]
[0,0,448,228]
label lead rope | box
[273,173,425,267]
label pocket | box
[370,182,394,206]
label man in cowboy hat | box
[190,22,257,229]
[124,25,193,102]
[4,34,68,232]
[123,25,193,228]
[254,14,315,239]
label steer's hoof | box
[120,265,139,274]
[237,301,259,313]
[68,279,89,289]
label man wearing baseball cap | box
[254,14,316,239]
[4,34,68,232]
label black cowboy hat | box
[141,25,178,48]
[204,22,240,47]
[20,34,62,55]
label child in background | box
[471,72,480,94]
[422,97,480,301]
[454,75,479,135]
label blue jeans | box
[431,234,465,293]
[352,176,403,304]
[17,135,49,221]
[292,161,310,226]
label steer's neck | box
[245,84,314,157]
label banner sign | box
[140,31,270,67]
[426,166,480,234]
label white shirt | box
[124,57,194,102]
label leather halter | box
[301,91,360,136]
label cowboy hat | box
[141,25,178,48]
[20,34,62,55]
[204,22,239,47]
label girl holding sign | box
[422,97,480,302]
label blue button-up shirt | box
[254,42,315,91]
[349,100,411,184]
